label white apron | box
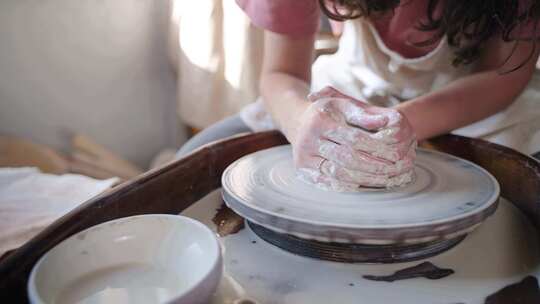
[241,19,540,155]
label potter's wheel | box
[222,145,500,262]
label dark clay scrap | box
[484,276,540,304]
[363,262,454,282]
[212,202,245,237]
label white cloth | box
[0,167,117,256]
[241,19,540,155]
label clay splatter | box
[212,202,245,237]
[484,276,540,304]
[363,262,454,282]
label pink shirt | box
[236,0,321,37]
[236,0,439,58]
[236,0,539,59]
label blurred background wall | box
[0,0,182,167]
[168,0,263,131]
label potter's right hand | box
[291,86,416,189]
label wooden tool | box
[0,136,69,174]
[69,134,143,180]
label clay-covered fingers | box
[294,152,325,170]
[320,159,415,188]
[323,125,406,162]
[331,98,389,131]
[368,106,404,126]
[294,154,330,185]
[308,86,414,142]
[309,89,389,131]
[317,140,413,175]
[369,108,415,143]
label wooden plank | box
[0,136,69,174]
[71,134,143,178]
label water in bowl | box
[55,263,184,304]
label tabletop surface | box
[185,190,540,304]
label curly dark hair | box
[319,0,540,71]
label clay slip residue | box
[485,276,540,304]
[363,261,454,282]
[212,202,245,237]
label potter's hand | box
[292,86,417,189]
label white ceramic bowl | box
[28,215,222,304]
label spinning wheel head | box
[222,145,499,247]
